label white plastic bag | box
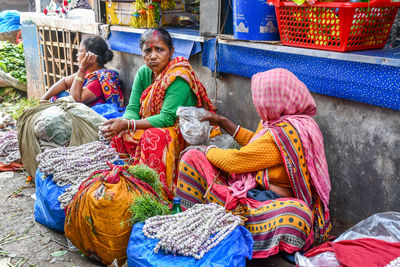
[295,212,400,267]
[176,106,210,145]
[208,134,239,149]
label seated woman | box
[176,68,331,258]
[40,36,124,109]
[101,28,215,201]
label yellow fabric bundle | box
[65,165,155,265]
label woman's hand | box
[199,111,225,126]
[101,119,128,140]
[200,111,238,136]
[79,51,97,72]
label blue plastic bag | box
[51,92,125,120]
[34,159,125,232]
[0,10,21,33]
[34,169,69,232]
[92,103,125,119]
[127,222,254,267]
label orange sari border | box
[139,56,216,119]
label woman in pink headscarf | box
[175,68,331,258]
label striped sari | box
[176,122,331,258]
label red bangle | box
[79,68,86,74]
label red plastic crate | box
[270,0,400,52]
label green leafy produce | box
[128,194,171,225]
[0,41,26,84]
[0,88,39,119]
[128,164,163,197]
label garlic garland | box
[0,130,21,165]
[36,141,119,208]
[386,256,400,267]
[143,203,242,260]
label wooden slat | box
[55,28,62,76]
[62,29,68,77]
[37,26,81,91]
[41,41,79,49]
[68,30,74,74]
[39,27,51,90]
[43,57,79,66]
[48,28,56,85]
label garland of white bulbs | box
[143,203,242,259]
[386,256,400,267]
[36,141,119,208]
[0,130,21,165]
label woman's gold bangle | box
[74,76,84,83]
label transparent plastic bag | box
[295,251,339,267]
[334,212,400,243]
[208,133,239,149]
[176,106,210,145]
[295,212,400,267]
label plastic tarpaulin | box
[127,222,254,267]
[108,30,202,60]
[92,103,125,119]
[202,39,400,111]
[0,10,20,33]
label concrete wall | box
[107,51,400,235]
[0,0,34,12]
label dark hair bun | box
[83,36,114,66]
[103,50,114,63]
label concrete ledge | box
[218,34,400,68]
[20,9,100,35]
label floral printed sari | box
[112,57,215,201]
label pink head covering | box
[251,68,331,212]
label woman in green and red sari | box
[101,28,215,201]
[176,68,332,258]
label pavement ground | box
[0,170,294,267]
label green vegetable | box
[127,164,163,197]
[0,88,39,119]
[0,41,26,84]
[0,62,7,72]
[128,194,171,225]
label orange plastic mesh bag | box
[65,164,158,265]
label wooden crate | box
[37,26,81,92]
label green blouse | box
[123,65,197,128]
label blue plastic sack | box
[34,159,125,232]
[92,103,125,119]
[0,10,21,33]
[34,169,69,232]
[127,222,254,267]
